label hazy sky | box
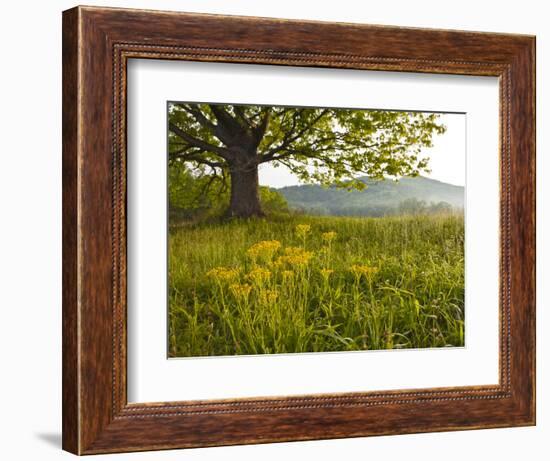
[259,112,466,188]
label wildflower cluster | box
[296,224,311,246]
[295,224,311,239]
[229,283,252,300]
[281,270,295,281]
[276,246,314,267]
[321,231,337,243]
[206,266,240,282]
[246,240,281,264]
[247,267,272,285]
[260,289,279,304]
[350,264,379,280]
[203,225,380,317]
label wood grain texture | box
[61,7,79,454]
[62,5,536,455]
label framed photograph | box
[62,6,535,455]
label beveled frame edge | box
[62,5,535,455]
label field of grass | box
[168,214,464,357]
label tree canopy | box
[168,103,446,217]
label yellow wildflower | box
[229,283,252,299]
[321,231,337,243]
[246,240,281,264]
[270,258,284,269]
[276,247,314,266]
[295,224,311,240]
[264,290,279,304]
[350,264,379,280]
[247,267,271,284]
[281,270,294,280]
[320,268,334,280]
[206,266,240,282]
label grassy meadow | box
[168,213,464,357]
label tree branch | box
[168,121,232,160]
[181,105,217,131]
[209,105,246,134]
[251,109,270,149]
[260,109,330,161]
[171,151,226,170]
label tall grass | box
[168,214,464,357]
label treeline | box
[292,198,462,218]
[169,162,461,222]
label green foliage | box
[169,161,288,220]
[168,214,464,357]
[168,160,228,219]
[397,198,454,216]
[259,187,289,214]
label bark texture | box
[227,163,263,218]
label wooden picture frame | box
[62,5,536,455]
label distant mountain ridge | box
[275,176,464,217]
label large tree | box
[168,103,445,218]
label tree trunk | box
[227,163,264,218]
